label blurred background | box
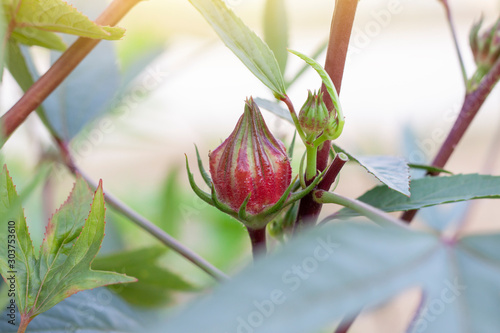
[2,0,500,332]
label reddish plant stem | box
[294,152,348,231]
[318,153,349,191]
[322,0,359,100]
[294,0,358,230]
[335,310,361,333]
[317,141,332,172]
[247,227,267,260]
[0,0,141,146]
[18,314,32,333]
[401,55,500,223]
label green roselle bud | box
[209,97,292,216]
[469,17,500,87]
[298,90,330,139]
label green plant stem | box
[306,145,318,181]
[0,0,142,147]
[247,227,267,260]
[55,140,229,282]
[401,54,500,223]
[282,95,307,144]
[313,190,409,230]
[294,0,358,231]
[439,0,468,86]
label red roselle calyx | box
[209,97,292,217]
[186,97,327,230]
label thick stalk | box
[294,153,348,231]
[294,0,358,230]
[247,227,267,260]
[321,0,358,101]
[0,0,142,147]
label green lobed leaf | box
[335,174,500,219]
[189,0,286,98]
[0,166,136,324]
[92,246,196,307]
[263,0,288,74]
[333,144,411,196]
[409,233,500,332]
[159,222,500,333]
[5,0,125,41]
[154,221,500,333]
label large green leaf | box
[335,174,500,219]
[263,0,288,74]
[0,166,136,326]
[5,0,125,41]
[409,233,500,332]
[92,246,196,307]
[0,289,142,332]
[156,221,500,333]
[189,0,286,98]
